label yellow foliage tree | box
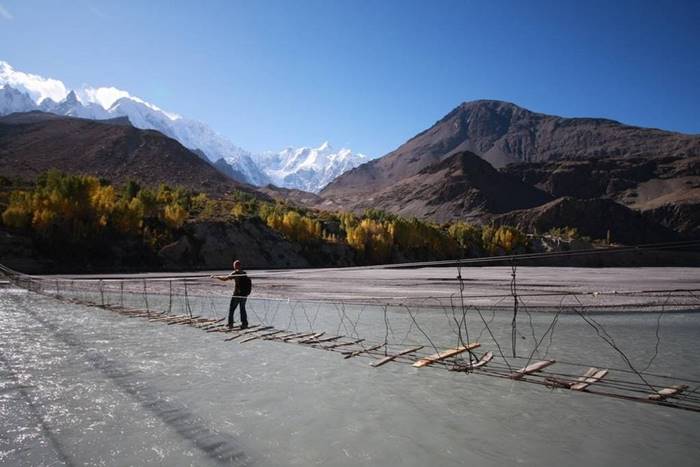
[447,222,482,254]
[1,191,33,229]
[346,218,393,263]
[482,225,527,254]
[163,203,187,229]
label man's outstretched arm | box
[210,273,234,281]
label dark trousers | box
[228,296,248,327]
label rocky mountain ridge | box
[318,100,699,238]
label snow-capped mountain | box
[213,142,368,192]
[40,90,111,119]
[253,142,368,193]
[0,61,370,191]
[0,84,37,114]
[0,61,251,167]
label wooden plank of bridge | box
[195,318,224,329]
[149,314,188,322]
[191,318,218,325]
[146,314,183,322]
[188,318,218,326]
[284,331,319,342]
[324,339,365,350]
[266,331,302,341]
[225,326,273,341]
[303,335,343,345]
[509,359,556,380]
[169,316,210,325]
[166,317,191,325]
[295,332,327,344]
[240,330,284,343]
[343,343,384,359]
[126,309,151,315]
[371,346,424,368]
[208,323,259,333]
[166,316,201,325]
[413,343,481,368]
[161,315,190,323]
[570,368,609,391]
[649,384,689,401]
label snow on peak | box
[0,60,68,104]
[252,142,369,193]
[78,86,131,111]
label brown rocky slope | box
[0,111,257,195]
[320,151,553,222]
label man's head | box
[233,260,241,270]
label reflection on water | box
[1,287,699,466]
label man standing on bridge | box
[212,259,251,329]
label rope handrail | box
[5,238,698,283]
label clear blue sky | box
[1,0,698,156]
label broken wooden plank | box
[239,330,284,343]
[343,344,384,359]
[413,343,481,368]
[472,351,494,369]
[450,351,494,371]
[570,368,609,391]
[649,384,689,401]
[371,346,424,368]
[509,359,556,380]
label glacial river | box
[1,285,699,466]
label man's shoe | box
[241,324,248,330]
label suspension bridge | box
[2,240,700,413]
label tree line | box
[1,171,544,265]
